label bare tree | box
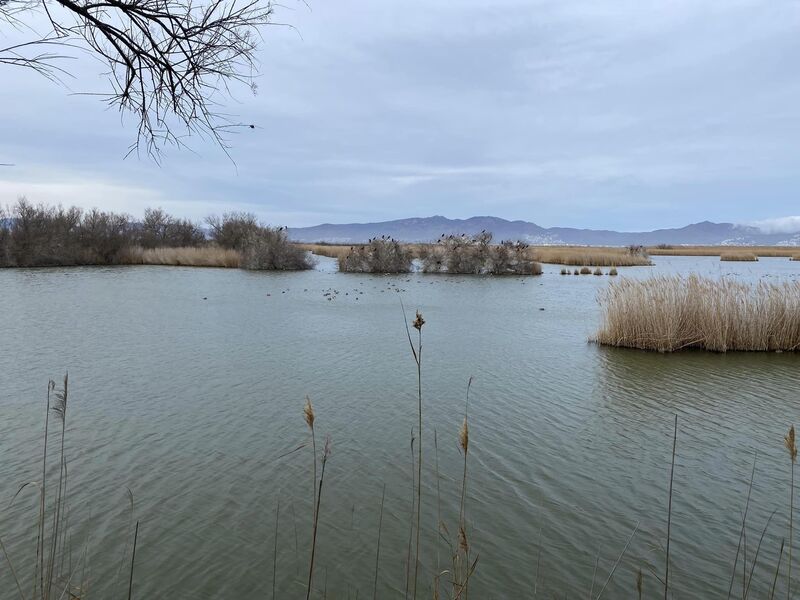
[1,0,283,157]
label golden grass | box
[720,252,759,262]
[121,246,241,267]
[295,243,351,260]
[649,245,800,258]
[594,275,800,352]
[529,246,652,267]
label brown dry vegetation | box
[594,275,800,352]
[420,233,541,275]
[338,238,414,273]
[529,246,652,267]
[720,252,759,262]
[649,245,800,258]
[121,246,241,267]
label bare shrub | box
[138,208,205,248]
[487,240,542,275]
[594,275,800,352]
[580,266,592,275]
[240,227,313,271]
[338,238,413,273]
[420,232,541,275]
[206,212,261,251]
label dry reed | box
[594,275,800,352]
[530,246,652,267]
[121,245,241,267]
[649,245,800,258]
[786,426,797,599]
[720,252,759,262]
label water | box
[1,256,799,598]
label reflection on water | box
[1,255,799,598]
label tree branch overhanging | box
[1,0,280,157]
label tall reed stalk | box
[403,307,425,600]
[786,425,797,599]
[306,436,331,600]
[664,414,677,600]
[373,483,386,600]
[458,378,472,599]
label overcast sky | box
[2,0,800,230]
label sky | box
[1,0,800,230]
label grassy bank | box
[594,275,800,352]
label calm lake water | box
[2,256,800,598]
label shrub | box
[560,268,569,275]
[608,267,618,276]
[240,226,313,270]
[206,212,261,250]
[580,266,592,275]
[420,232,541,275]
[594,275,800,352]
[138,207,205,248]
[338,238,413,273]
[593,267,603,276]
[573,269,579,275]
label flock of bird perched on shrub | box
[338,231,543,275]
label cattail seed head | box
[303,396,315,430]
[459,418,469,453]
[786,425,797,463]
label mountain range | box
[288,215,800,246]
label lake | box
[2,256,800,598]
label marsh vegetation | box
[594,275,800,352]
[0,201,312,270]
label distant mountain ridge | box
[288,216,800,246]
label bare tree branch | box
[1,0,283,158]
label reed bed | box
[720,252,759,262]
[529,246,652,267]
[594,275,800,352]
[120,246,241,268]
[294,243,352,260]
[649,245,800,258]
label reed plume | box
[304,396,317,521]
